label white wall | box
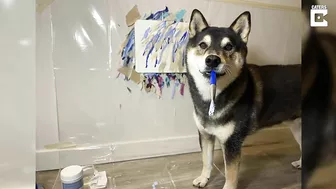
[36,0,301,171]
[36,6,61,170]
[0,0,36,188]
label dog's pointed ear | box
[189,9,208,38]
[230,11,251,43]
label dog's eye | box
[224,43,233,51]
[199,42,208,49]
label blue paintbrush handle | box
[210,70,216,85]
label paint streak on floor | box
[37,127,302,189]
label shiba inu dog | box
[185,9,301,189]
[302,0,336,188]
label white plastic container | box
[60,165,84,189]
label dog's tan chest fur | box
[193,112,235,143]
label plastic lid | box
[60,165,83,183]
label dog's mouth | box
[201,70,226,77]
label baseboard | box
[36,135,209,171]
[36,126,289,171]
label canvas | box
[134,20,189,73]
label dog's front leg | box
[222,135,242,189]
[193,130,215,188]
[287,118,302,169]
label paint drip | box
[180,83,185,95]
[171,81,179,99]
[152,181,158,189]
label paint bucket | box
[60,165,84,189]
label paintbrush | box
[208,70,216,116]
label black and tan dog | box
[185,9,301,189]
[301,0,336,188]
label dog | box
[185,9,301,189]
[301,0,336,188]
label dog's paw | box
[291,159,301,169]
[193,175,209,188]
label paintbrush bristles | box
[209,85,216,116]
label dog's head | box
[186,9,251,78]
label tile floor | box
[37,127,302,189]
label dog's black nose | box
[205,55,221,68]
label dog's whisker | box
[225,66,232,76]
[223,64,232,75]
[224,68,229,75]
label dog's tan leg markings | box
[222,148,240,189]
[285,118,302,169]
[193,131,215,188]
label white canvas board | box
[134,20,189,73]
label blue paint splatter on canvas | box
[118,7,188,98]
[140,12,189,70]
[120,7,170,67]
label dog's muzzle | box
[202,55,226,77]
